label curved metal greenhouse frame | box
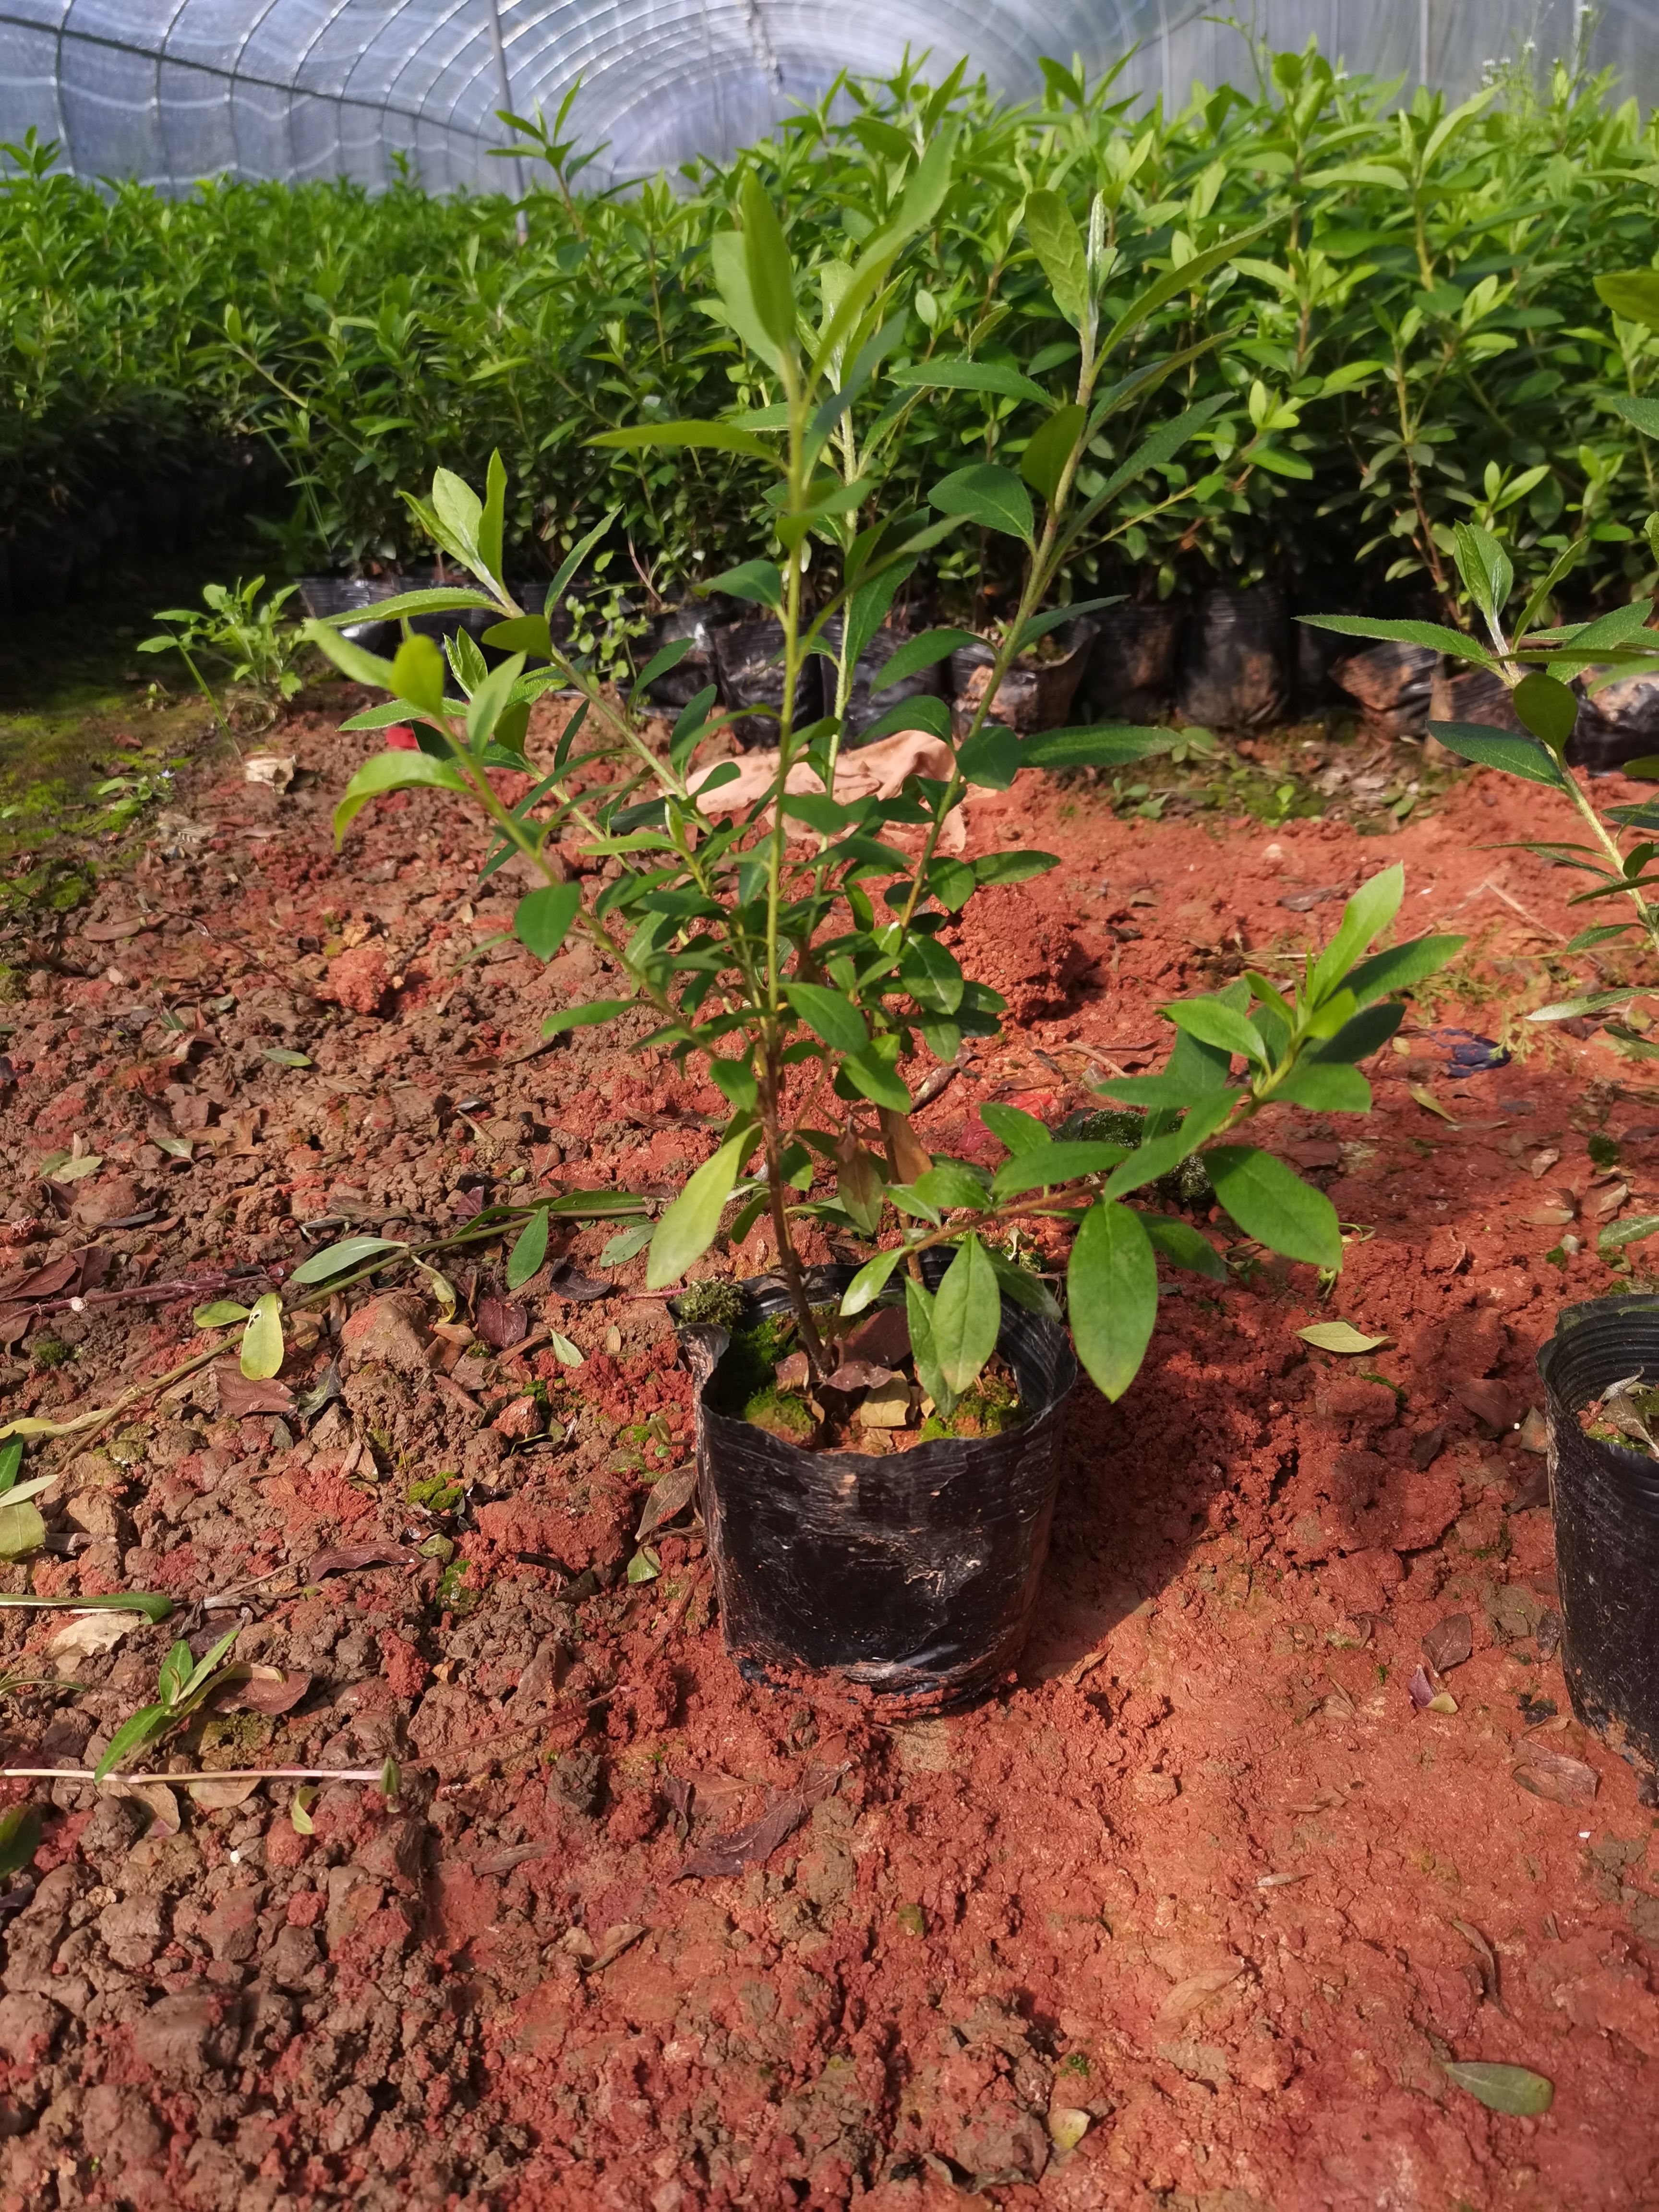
[0,0,1652,191]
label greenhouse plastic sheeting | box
[0,0,1653,194]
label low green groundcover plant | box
[306,159,1462,1416]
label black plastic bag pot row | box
[1328,637,1659,770]
[686,1263,1077,1712]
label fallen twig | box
[0,1337,228,1444]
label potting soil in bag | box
[1569,673,1659,772]
[1330,639,1437,739]
[1079,601,1186,722]
[714,617,824,750]
[948,617,1098,735]
[817,615,948,745]
[1175,582,1289,728]
[1538,1296,1659,1770]
[686,1264,1077,1711]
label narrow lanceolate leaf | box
[1068,1201,1157,1402]
[514,883,581,961]
[1141,1216,1227,1280]
[588,420,784,463]
[904,1274,954,1417]
[1599,1214,1659,1254]
[888,360,1051,407]
[1428,723,1569,789]
[506,1208,551,1290]
[542,999,634,1037]
[1023,188,1090,330]
[240,1293,285,1382]
[289,1236,408,1286]
[646,1130,755,1288]
[1163,997,1267,1065]
[932,1237,1001,1395]
[1205,1148,1344,1270]
[1442,2062,1553,2117]
[1309,864,1403,1001]
[1018,725,1176,770]
[1298,1322,1390,1354]
[1297,613,1493,665]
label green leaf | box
[1564,924,1636,953]
[1442,2062,1552,2117]
[391,633,448,721]
[709,228,790,379]
[1021,403,1086,505]
[785,983,868,1055]
[1427,721,1568,787]
[264,1047,312,1068]
[546,506,620,614]
[1269,1062,1372,1112]
[841,1046,913,1113]
[0,1804,42,1881]
[990,1140,1131,1199]
[181,1626,239,1702]
[973,849,1063,885]
[889,359,1050,406]
[904,1275,955,1418]
[871,628,978,696]
[479,448,507,582]
[507,1208,551,1290]
[1206,1147,1343,1268]
[928,464,1034,544]
[0,1439,19,1495]
[841,1247,906,1316]
[194,1299,250,1327]
[0,1590,173,1624]
[1596,271,1659,328]
[542,999,633,1036]
[1341,936,1465,1010]
[549,1332,585,1367]
[1527,988,1637,1022]
[912,1163,990,1213]
[1309,864,1403,1001]
[646,1128,755,1288]
[589,420,783,463]
[980,1102,1048,1154]
[1513,673,1579,749]
[898,933,964,1014]
[627,1546,662,1584]
[986,1249,1063,1320]
[956,723,1019,791]
[1296,611,1492,660]
[740,172,798,354]
[289,1236,408,1286]
[1068,1200,1157,1402]
[1018,725,1176,770]
[1610,392,1659,438]
[334,749,469,844]
[699,558,783,611]
[431,467,484,569]
[514,883,581,961]
[1298,1321,1390,1353]
[0,1501,45,1561]
[1599,1214,1659,1253]
[327,587,498,625]
[1102,1096,1234,1198]
[600,1223,654,1268]
[1163,997,1266,1065]
[240,1292,285,1382]
[1142,1215,1227,1279]
[1098,219,1276,360]
[94,1704,168,1782]
[1024,188,1091,329]
[931,1237,1001,1394]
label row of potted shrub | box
[4,41,1659,632]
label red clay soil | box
[1,696,1658,2212]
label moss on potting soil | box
[918,1360,1025,1442]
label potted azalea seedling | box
[306,164,1461,1704]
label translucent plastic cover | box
[0,0,1651,193]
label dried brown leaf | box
[476,1296,528,1349]
[1155,1961,1244,2031]
[1513,1747,1599,1806]
[307,1541,417,1580]
[213,1361,296,1419]
[676,1765,843,1881]
[1423,1613,1473,1672]
[636,1465,698,1543]
[187,1776,262,1812]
